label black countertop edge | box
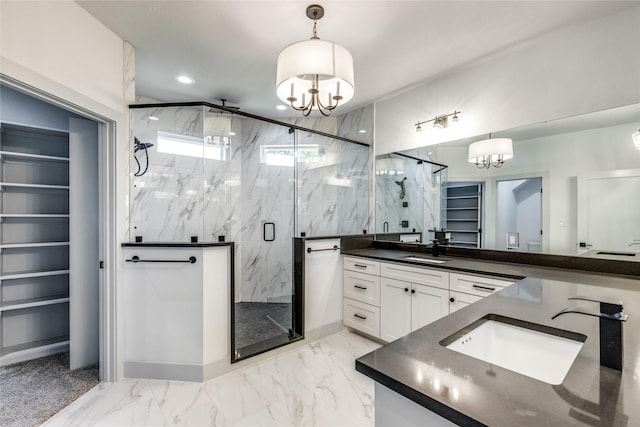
[355,361,485,427]
[294,234,373,241]
[121,242,233,248]
[342,249,526,281]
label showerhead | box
[134,137,154,153]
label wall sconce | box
[468,136,513,169]
[633,128,640,150]
[415,111,460,132]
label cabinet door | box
[411,284,449,331]
[380,277,411,342]
[449,291,482,314]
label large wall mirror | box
[375,103,640,259]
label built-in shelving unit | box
[0,122,71,365]
[445,183,482,248]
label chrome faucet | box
[552,296,627,371]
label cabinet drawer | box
[449,273,515,297]
[343,256,380,275]
[381,262,449,290]
[343,298,380,338]
[343,270,381,306]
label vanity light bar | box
[415,111,461,132]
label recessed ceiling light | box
[276,105,287,111]
[148,116,159,121]
[358,129,367,134]
[175,75,195,85]
[229,131,237,136]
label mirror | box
[375,103,640,258]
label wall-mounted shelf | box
[0,182,70,190]
[0,214,70,218]
[0,242,70,250]
[0,269,70,281]
[0,337,70,366]
[0,150,69,164]
[1,122,71,365]
[0,295,69,312]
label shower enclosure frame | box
[129,101,371,363]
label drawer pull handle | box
[354,263,368,268]
[473,284,496,292]
[353,313,367,320]
[354,285,368,290]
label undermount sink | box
[405,256,446,264]
[440,314,586,385]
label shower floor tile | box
[234,302,293,351]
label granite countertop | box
[351,249,640,425]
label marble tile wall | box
[130,106,373,303]
[375,148,439,237]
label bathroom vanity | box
[342,240,640,425]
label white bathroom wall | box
[374,5,640,155]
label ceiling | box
[77,1,637,119]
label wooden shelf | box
[0,150,69,163]
[0,269,70,281]
[0,242,70,249]
[1,295,69,312]
[0,182,69,190]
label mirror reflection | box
[376,103,640,258]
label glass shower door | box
[233,122,298,361]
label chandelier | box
[468,137,513,169]
[276,4,354,117]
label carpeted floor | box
[0,352,99,427]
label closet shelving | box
[445,183,482,248]
[0,123,71,365]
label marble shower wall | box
[130,106,209,241]
[375,148,441,238]
[130,105,373,303]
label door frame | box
[495,176,543,252]
[577,168,640,254]
[1,75,119,381]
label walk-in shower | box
[129,102,372,362]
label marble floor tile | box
[43,329,379,427]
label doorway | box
[495,177,542,252]
[0,83,107,424]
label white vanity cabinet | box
[342,254,519,342]
[380,264,449,342]
[343,256,381,338]
[448,272,515,314]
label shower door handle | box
[263,222,275,242]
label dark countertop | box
[121,241,233,248]
[342,247,640,286]
[352,249,640,426]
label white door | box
[577,170,640,253]
[380,277,411,342]
[69,118,100,369]
[411,284,449,331]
